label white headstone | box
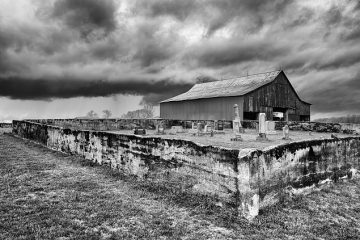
[204,125,212,133]
[233,120,240,134]
[282,125,290,140]
[265,121,276,135]
[234,104,240,121]
[170,126,184,134]
[258,113,266,134]
[233,104,244,133]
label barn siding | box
[243,72,310,118]
[160,96,244,121]
[160,71,310,121]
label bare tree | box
[102,110,112,119]
[122,105,154,119]
[86,110,98,119]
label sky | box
[0,0,359,120]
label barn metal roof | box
[161,70,282,103]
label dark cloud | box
[0,76,192,103]
[195,75,218,83]
[1,0,360,116]
[189,40,288,68]
[131,22,179,67]
[52,0,117,39]
[144,0,197,21]
[303,72,360,114]
[140,0,293,35]
[283,7,314,29]
[206,0,292,34]
[324,5,343,26]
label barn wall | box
[160,96,244,120]
[243,72,310,119]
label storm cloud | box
[0,76,192,104]
[52,0,117,38]
[0,0,360,118]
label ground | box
[107,129,354,150]
[1,131,360,239]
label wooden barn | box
[160,70,311,121]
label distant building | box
[160,70,311,121]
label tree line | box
[81,105,154,119]
[315,114,360,124]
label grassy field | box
[1,132,360,239]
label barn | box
[160,70,311,121]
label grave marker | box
[170,125,184,135]
[215,120,224,131]
[204,124,214,137]
[282,125,290,140]
[256,113,269,141]
[155,122,165,135]
[233,104,245,134]
[134,127,146,135]
[189,122,198,135]
[265,121,276,135]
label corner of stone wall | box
[237,148,261,220]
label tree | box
[86,110,98,119]
[102,110,112,119]
[121,106,154,119]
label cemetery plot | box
[107,128,354,150]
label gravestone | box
[256,113,268,141]
[189,122,198,135]
[134,127,146,135]
[170,125,184,135]
[204,124,214,137]
[233,104,245,134]
[197,123,204,136]
[215,120,224,131]
[155,122,165,135]
[204,124,212,133]
[265,121,276,135]
[282,125,290,140]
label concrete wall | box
[12,120,360,220]
[13,120,257,219]
[240,138,360,209]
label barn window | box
[273,112,284,121]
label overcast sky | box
[0,0,359,120]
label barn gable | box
[160,70,311,121]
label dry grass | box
[1,133,360,239]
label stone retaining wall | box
[239,138,360,209]
[12,120,360,220]
[13,120,256,219]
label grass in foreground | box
[0,133,360,239]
